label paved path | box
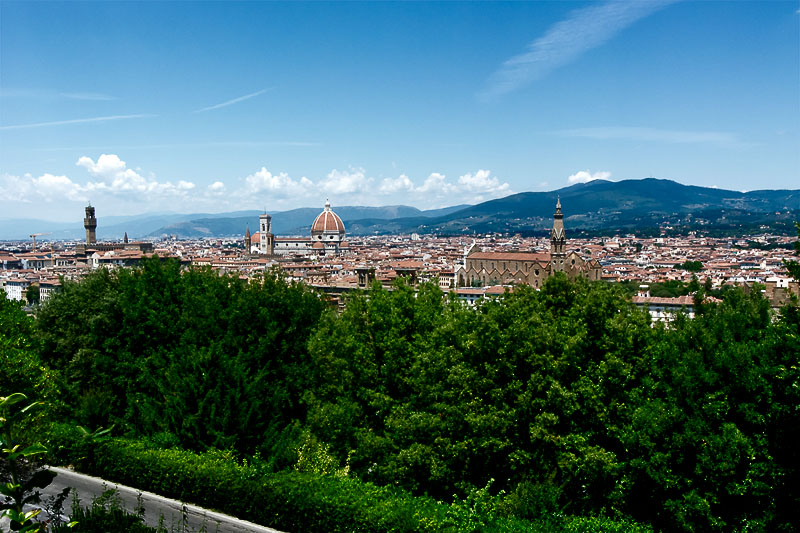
[41,467,284,533]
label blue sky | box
[1,0,798,221]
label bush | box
[47,437,650,533]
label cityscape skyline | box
[1,1,798,221]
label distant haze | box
[2,179,797,241]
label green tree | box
[34,259,326,454]
[24,285,39,306]
[0,294,60,411]
[0,393,56,532]
[675,260,704,272]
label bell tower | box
[259,212,274,255]
[84,203,97,245]
[550,197,566,271]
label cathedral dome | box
[311,199,345,236]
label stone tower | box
[244,225,251,252]
[550,197,566,272]
[84,204,97,245]
[259,213,274,255]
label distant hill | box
[342,179,800,236]
[2,179,797,241]
[0,211,264,241]
[0,205,473,241]
[147,204,471,238]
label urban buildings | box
[456,199,602,288]
[1,202,797,317]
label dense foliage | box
[0,294,58,406]
[4,254,797,531]
[47,430,651,533]
[674,260,703,272]
[303,276,798,531]
[34,261,326,455]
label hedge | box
[47,428,651,533]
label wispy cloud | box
[194,89,270,113]
[0,114,156,131]
[557,126,749,146]
[481,0,679,99]
[60,92,118,101]
[0,88,117,100]
[32,140,321,152]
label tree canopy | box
[18,257,800,531]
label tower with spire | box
[455,196,601,287]
[244,225,251,252]
[550,197,566,272]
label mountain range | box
[1,179,798,241]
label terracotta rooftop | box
[468,251,550,262]
[632,295,695,306]
[311,201,345,234]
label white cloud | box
[232,167,511,209]
[568,170,612,184]
[416,172,456,195]
[0,174,33,202]
[321,168,373,195]
[481,0,678,99]
[34,173,86,201]
[0,172,85,203]
[208,181,226,194]
[76,154,195,197]
[242,167,312,198]
[379,170,512,206]
[2,161,517,219]
[457,169,511,195]
[77,153,133,179]
[379,174,414,194]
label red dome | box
[311,200,345,235]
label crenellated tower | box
[84,203,97,245]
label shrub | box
[47,437,651,532]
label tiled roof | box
[632,295,694,306]
[468,251,550,262]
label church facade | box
[456,199,601,288]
